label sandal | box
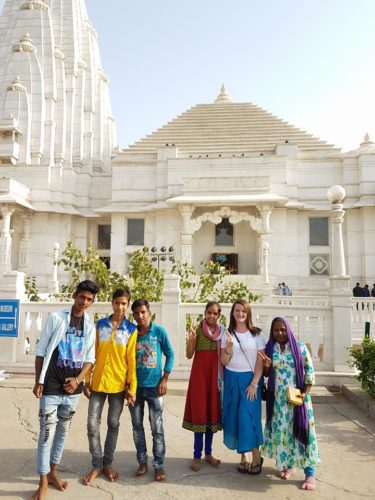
[248,457,264,476]
[237,461,250,473]
[302,476,316,490]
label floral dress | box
[262,341,320,470]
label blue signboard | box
[0,299,20,338]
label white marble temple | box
[0,2,374,294]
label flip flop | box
[248,457,264,475]
[237,461,250,473]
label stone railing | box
[1,277,371,379]
[178,302,332,371]
[12,298,332,374]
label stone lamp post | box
[327,185,352,372]
[327,185,348,278]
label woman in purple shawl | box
[262,317,320,491]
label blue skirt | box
[222,368,263,453]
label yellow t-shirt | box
[87,316,137,394]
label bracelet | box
[75,377,80,386]
[251,382,258,389]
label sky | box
[2,0,375,151]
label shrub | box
[172,259,259,304]
[349,337,375,398]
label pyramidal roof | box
[126,85,336,155]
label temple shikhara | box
[0,0,374,295]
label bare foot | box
[82,468,102,485]
[103,465,119,482]
[47,470,68,491]
[204,455,221,468]
[29,483,48,500]
[190,458,201,472]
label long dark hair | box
[228,299,260,336]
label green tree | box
[128,248,164,302]
[56,241,129,302]
[56,242,164,302]
[24,275,43,302]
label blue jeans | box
[129,387,165,469]
[37,394,80,475]
[87,391,125,469]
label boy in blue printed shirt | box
[129,299,174,481]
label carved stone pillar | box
[49,242,60,294]
[262,241,270,284]
[18,212,32,273]
[256,204,273,280]
[0,206,15,273]
[179,204,196,264]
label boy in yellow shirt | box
[82,288,137,485]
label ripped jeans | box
[37,394,80,475]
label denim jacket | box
[35,307,96,384]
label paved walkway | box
[1,376,375,499]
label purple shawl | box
[265,317,310,446]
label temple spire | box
[0,0,116,172]
[215,84,232,103]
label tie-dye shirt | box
[43,317,85,395]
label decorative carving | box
[78,57,88,69]
[84,19,98,38]
[310,254,329,275]
[98,70,109,83]
[180,205,263,235]
[12,33,35,53]
[20,0,49,11]
[256,204,272,234]
[54,47,65,60]
[7,76,26,93]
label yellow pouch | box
[286,387,303,406]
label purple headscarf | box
[265,316,310,447]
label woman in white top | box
[220,299,266,475]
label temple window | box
[215,218,234,246]
[309,217,329,246]
[127,219,144,245]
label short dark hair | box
[112,287,131,302]
[75,280,99,296]
[131,298,150,312]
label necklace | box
[71,314,83,336]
